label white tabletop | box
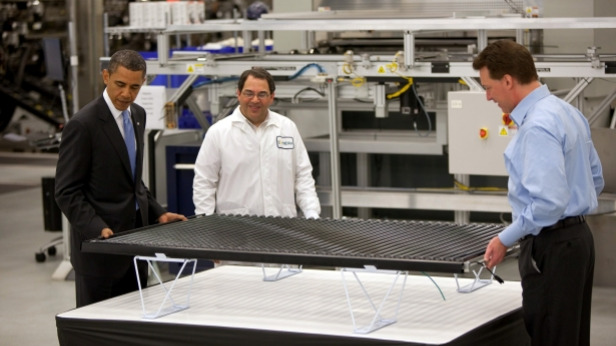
[58,265,522,344]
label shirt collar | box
[103,88,129,121]
[510,84,550,126]
[231,106,279,128]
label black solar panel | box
[82,214,504,273]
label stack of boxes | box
[129,1,205,28]
[170,1,206,25]
[128,1,208,130]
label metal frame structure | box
[103,16,616,220]
[133,254,198,319]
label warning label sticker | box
[499,126,509,136]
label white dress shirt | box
[103,89,132,142]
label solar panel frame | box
[82,214,504,273]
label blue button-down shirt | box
[499,84,604,247]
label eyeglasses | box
[241,90,270,100]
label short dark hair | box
[472,40,538,85]
[107,50,147,78]
[238,67,275,93]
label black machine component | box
[606,61,616,74]
[431,61,450,74]
[399,86,421,117]
[83,214,504,273]
[36,176,63,262]
[41,176,62,231]
[0,1,69,134]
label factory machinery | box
[0,0,146,150]
[50,3,616,341]
[0,0,69,149]
[102,1,616,226]
[3,0,613,222]
[15,1,614,284]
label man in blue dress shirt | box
[473,40,604,345]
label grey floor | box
[0,151,615,345]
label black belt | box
[541,215,585,232]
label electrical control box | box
[447,91,517,176]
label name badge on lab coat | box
[276,136,294,149]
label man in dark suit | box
[55,50,186,307]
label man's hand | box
[304,210,320,220]
[483,236,508,269]
[158,212,187,224]
[100,227,114,239]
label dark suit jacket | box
[55,95,166,278]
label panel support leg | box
[134,254,197,319]
[262,264,303,282]
[340,266,407,334]
[455,265,496,293]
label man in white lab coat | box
[193,67,320,219]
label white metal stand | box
[261,264,303,282]
[134,253,197,319]
[454,265,496,293]
[340,266,407,334]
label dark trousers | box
[75,262,148,307]
[518,221,594,346]
[75,211,145,307]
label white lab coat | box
[193,107,320,218]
